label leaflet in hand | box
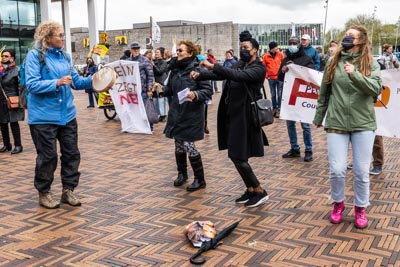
[178,87,192,104]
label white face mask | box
[288,45,299,54]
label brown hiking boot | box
[39,192,60,209]
[61,189,82,206]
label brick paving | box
[0,88,400,267]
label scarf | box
[173,57,194,70]
[0,62,16,77]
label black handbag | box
[246,84,274,128]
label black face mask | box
[341,36,356,51]
[240,50,252,62]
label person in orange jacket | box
[262,42,285,118]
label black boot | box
[10,122,22,154]
[0,123,11,153]
[174,153,188,186]
[187,154,206,192]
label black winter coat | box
[278,46,315,81]
[0,64,24,123]
[198,58,268,161]
[164,57,212,141]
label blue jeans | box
[153,97,167,116]
[268,79,283,109]
[327,131,375,207]
[87,90,98,107]
[286,120,312,152]
[211,80,218,92]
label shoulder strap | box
[244,83,267,102]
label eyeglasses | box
[53,33,65,39]
[1,55,10,58]
[176,48,186,53]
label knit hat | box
[269,42,278,50]
[239,30,259,50]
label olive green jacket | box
[313,52,382,131]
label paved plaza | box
[1,89,400,267]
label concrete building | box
[70,21,323,64]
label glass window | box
[18,0,38,26]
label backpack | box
[19,48,46,109]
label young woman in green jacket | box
[313,25,382,229]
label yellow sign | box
[92,44,109,58]
[83,38,90,48]
[115,36,128,46]
[99,32,108,43]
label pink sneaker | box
[330,201,344,224]
[354,206,368,229]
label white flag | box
[152,19,161,43]
[291,22,296,37]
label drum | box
[92,66,117,92]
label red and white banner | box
[106,60,151,134]
[281,65,400,138]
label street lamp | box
[370,6,377,45]
[323,0,329,50]
[395,16,400,53]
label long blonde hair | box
[325,25,373,83]
[34,21,63,51]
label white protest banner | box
[281,65,400,138]
[280,65,323,124]
[106,60,151,134]
[375,69,400,138]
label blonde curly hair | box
[34,20,63,50]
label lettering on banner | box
[288,78,320,107]
[115,82,138,93]
[120,92,139,105]
[374,85,391,108]
[114,64,135,77]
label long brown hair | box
[325,25,373,83]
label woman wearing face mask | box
[313,25,382,229]
[190,31,269,208]
[0,48,24,154]
[278,36,315,162]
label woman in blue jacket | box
[25,21,92,209]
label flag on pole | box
[152,19,161,43]
[291,22,296,37]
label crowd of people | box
[1,20,395,229]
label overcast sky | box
[53,0,399,32]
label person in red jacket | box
[262,42,285,118]
[207,49,219,93]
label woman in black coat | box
[164,40,213,192]
[191,31,269,207]
[0,48,24,154]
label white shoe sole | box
[245,195,269,208]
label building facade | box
[70,21,323,64]
[240,23,323,55]
[0,0,41,64]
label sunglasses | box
[176,48,186,53]
[53,33,65,39]
[1,55,10,58]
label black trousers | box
[1,122,21,146]
[231,158,260,188]
[30,119,81,193]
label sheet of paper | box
[178,87,192,104]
